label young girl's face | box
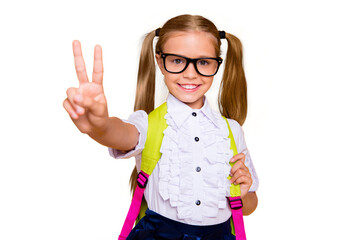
[156,31,218,109]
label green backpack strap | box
[136,102,168,223]
[141,102,168,174]
[223,117,241,236]
[223,117,241,197]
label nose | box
[183,62,198,79]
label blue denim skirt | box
[127,209,235,240]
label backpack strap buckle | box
[228,196,243,210]
[137,171,149,189]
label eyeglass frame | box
[159,53,223,77]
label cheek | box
[205,77,214,87]
[163,74,176,85]
[163,75,171,88]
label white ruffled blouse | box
[109,94,259,225]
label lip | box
[177,83,200,92]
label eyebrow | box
[164,53,218,59]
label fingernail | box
[76,106,84,114]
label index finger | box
[92,44,103,84]
[73,40,89,84]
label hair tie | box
[155,28,161,37]
[219,31,226,39]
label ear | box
[155,53,165,74]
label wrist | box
[89,116,111,138]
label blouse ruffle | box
[158,110,234,222]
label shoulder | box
[224,118,248,153]
[225,118,243,139]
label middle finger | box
[92,45,103,84]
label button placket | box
[190,110,203,215]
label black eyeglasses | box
[160,53,223,77]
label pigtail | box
[130,30,157,195]
[134,30,157,113]
[218,33,247,126]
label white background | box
[1,0,359,239]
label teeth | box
[181,84,197,89]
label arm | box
[242,192,258,216]
[63,40,139,151]
[88,116,139,151]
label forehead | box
[162,31,218,58]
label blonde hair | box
[130,14,247,193]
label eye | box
[198,59,210,66]
[172,58,184,64]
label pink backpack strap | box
[228,196,246,240]
[118,103,168,239]
[118,171,149,240]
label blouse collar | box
[166,94,221,129]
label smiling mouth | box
[178,84,200,91]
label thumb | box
[94,93,106,104]
[230,152,246,163]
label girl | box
[64,14,258,240]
